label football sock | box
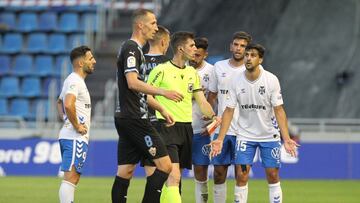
[163,186,181,203]
[59,180,76,203]
[160,184,168,203]
[142,169,169,203]
[234,184,248,203]
[269,182,282,203]
[195,179,208,203]
[213,183,227,203]
[111,176,130,203]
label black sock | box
[179,179,182,195]
[142,169,169,203]
[111,176,130,203]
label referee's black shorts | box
[157,120,194,169]
[114,117,168,165]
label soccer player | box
[142,25,171,177]
[57,45,96,203]
[111,9,183,203]
[210,44,299,203]
[189,37,215,203]
[207,31,252,203]
[147,32,220,203]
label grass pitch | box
[0,177,359,202]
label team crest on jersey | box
[203,74,209,82]
[188,83,194,92]
[148,147,157,157]
[258,86,266,95]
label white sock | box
[59,180,76,203]
[213,183,226,203]
[269,182,282,203]
[195,179,208,203]
[234,184,248,203]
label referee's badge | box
[148,147,157,157]
[188,83,194,92]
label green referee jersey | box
[148,61,202,122]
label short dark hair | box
[70,45,91,63]
[245,43,265,58]
[194,37,209,50]
[149,25,170,44]
[170,31,195,53]
[233,31,252,44]
[132,9,153,24]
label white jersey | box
[58,72,91,144]
[208,59,244,135]
[226,69,283,142]
[192,61,215,133]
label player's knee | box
[266,170,279,183]
[156,160,172,174]
[213,168,227,184]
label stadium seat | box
[0,55,11,76]
[32,99,49,120]
[0,76,20,98]
[27,33,47,53]
[59,13,79,33]
[55,55,72,77]
[43,77,61,97]
[0,12,16,30]
[80,12,97,31]
[48,34,67,54]
[0,98,8,115]
[17,12,38,32]
[39,12,57,31]
[68,34,86,49]
[9,98,30,118]
[33,55,54,77]
[21,77,41,98]
[12,54,33,76]
[0,33,23,54]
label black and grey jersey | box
[115,40,148,119]
[144,54,169,122]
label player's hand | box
[283,139,300,157]
[76,124,88,135]
[159,109,175,127]
[201,116,221,136]
[209,139,223,159]
[162,90,184,102]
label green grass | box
[0,177,359,202]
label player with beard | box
[207,31,252,203]
[189,37,215,203]
[210,44,299,203]
[57,45,96,203]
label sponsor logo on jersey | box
[259,86,265,95]
[201,144,211,156]
[219,89,228,94]
[241,88,246,93]
[240,104,266,110]
[221,72,226,77]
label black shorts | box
[141,120,193,169]
[114,118,168,165]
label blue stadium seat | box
[22,77,41,98]
[39,12,57,31]
[80,13,97,31]
[17,12,38,32]
[0,33,23,54]
[43,77,61,97]
[0,76,20,98]
[48,34,67,54]
[0,55,11,76]
[9,98,30,118]
[68,34,85,49]
[0,12,16,30]
[55,55,72,76]
[0,98,8,115]
[59,13,79,33]
[27,33,47,53]
[34,55,54,77]
[12,54,33,76]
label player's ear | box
[259,57,263,64]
